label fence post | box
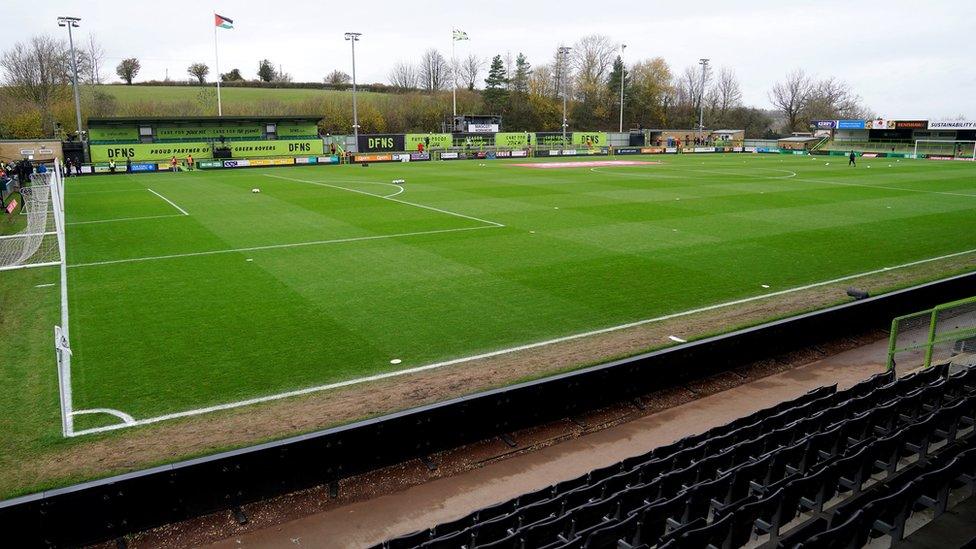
[923,308,939,368]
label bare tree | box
[116,57,140,85]
[324,69,351,86]
[804,77,867,120]
[707,67,742,124]
[1,35,69,130]
[529,63,556,98]
[388,62,419,91]
[769,69,812,133]
[187,62,209,84]
[458,54,484,90]
[418,49,449,92]
[570,34,617,98]
[84,34,105,84]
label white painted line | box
[147,188,190,215]
[264,174,505,228]
[794,177,976,199]
[67,214,185,226]
[70,245,976,436]
[71,408,136,425]
[34,283,56,288]
[0,260,61,273]
[668,336,687,343]
[69,225,502,268]
[0,231,56,241]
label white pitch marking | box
[264,174,504,227]
[390,359,402,365]
[668,336,687,343]
[246,258,254,262]
[762,284,770,288]
[67,214,185,226]
[69,246,976,436]
[34,283,56,288]
[147,188,190,215]
[70,408,136,425]
[69,225,501,268]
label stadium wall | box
[2,272,974,547]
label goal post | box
[887,296,976,372]
[913,139,976,160]
[0,166,63,272]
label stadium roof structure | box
[778,136,821,142]
[87,115,323,126]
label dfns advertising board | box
[358,134,406,152]
[572,132,607,147]
[91,140,322,162]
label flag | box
[453,29,469,41]
[215,13,234,29]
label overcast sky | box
[5,0,974,119]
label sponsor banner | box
[745,146,757,153]
[536,132,570,147]
[755,147,781,153]
[5,199,18,214]
[156,124,263,139]
[198,160,224,169]
[694,147,716,153]
[894,120,927,130]
[394,153,411,162]
[357,134,405,153]
[246,158,295,167]
[572,132,607,147]
[733,146,744,152]
[354,153,394,162]
[928,120,976,130]
[496,132,533,148]
[317,155,340,164]
[486,151,497,160]
[511,150,527,157]
[810,120,837,129]
[616,147,640,155]
[156,162,172,170]
[223,159,250,168]
[294,156,317,165]
[19,149,34,155]
[639,147,664,154]
[90,140,322,162]
[129,163,156,172]
[548,150,561,156]
[837,120,866,129]
[275,122,319,137]
[88,126,140,141]
[81,165,93,173]
[467,123,500,133]
[862,153,879,158]
[866,118,894,130]
[563,149,578,156]
[405,133,452,150]
[665,147,678,153]
[92,165,113,172]
[495,150,512,158]
[409,152,430,161]
[441,152,460,160]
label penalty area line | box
[69,245,976,436]
[147,188,190,215]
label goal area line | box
[66,245,976,437]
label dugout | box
[86,116,324,163]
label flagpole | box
[214,24,222,116]
[451,28,457,118]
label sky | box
[4,0,974,120]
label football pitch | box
[51,154,976,435]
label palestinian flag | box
[452,29,469,41]
[215,13,233,29]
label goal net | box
[0,165,64,271]
[888,296,976,373]
[913,139,976,160]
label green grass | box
[1,152,975,495]
[97,84,382,107]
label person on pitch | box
[849,150,856,167]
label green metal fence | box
[887,296,976,371]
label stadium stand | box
[374,363,976,548]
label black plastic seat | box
[634,493,687,545]
[863,481,919,543]
[516,513,573,549]
[582,513,639,549]
[796,509,869,549]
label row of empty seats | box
[375,363,976,549]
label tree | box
[221,68,244,82]
[607,55,630,127]
[324,69,351,86]
[84,34,105,85]
[257,59,276,82]
[769,69,812,133]
[187,62,209,84]
[804,77,867,121]
[388,62,419,91]
[0,35,69,132]
[116,57,140,85]
[458,54,484,91]
[418,49,449,92]
[483,55,508,114]
[707,67,742,126]
[511,53,531,94]
[629,57,673,128]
